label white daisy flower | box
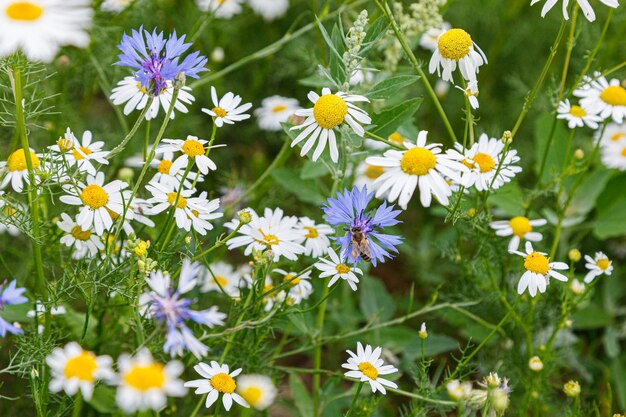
[0,196,23,236]
[290,88,371,163]
[446,379,473,401]
[258,277,281,312]
[157,135,220,176]
[236,374,277,410]
[226,208,305,261]
[274,268,313,305]
[297,217,333,258]
[46,342,114,400]
[111,76,195,120]
[49,128,109,175]
[574,75,626,123]
[598,122,626,146]
[530,0,619,22]
[557,99,602,129]
[200,262,250,296]
[341,342,398,394]
[196,0,243,18]
[254,95,300,131]
[456,133,522,191]
[101,0,134,13]
[490,216,547,252]
[187,192,223,236]
[248,0,289,20]
[184,361,249,411]
[354,161,386,193]
[428,28,487,83]
[511,242,569,297]
[600,137,626,170]
[115,348,186,413]
[314,247,363,291]
[0,148,41,192]
[57,212,104,259]
[366,130,467,209]
[419,21,451,51]
[455,80,480,109]
[144,150,204,189]
[202,86,252,127]
[59,172,131,236]
[27,301,66,334]
[583,251,613,283]
[0,0,93,63]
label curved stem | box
[312,278,331,417]
[345,382,363,417]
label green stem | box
[71,392,83,417]
[107,97,154,159]
[363,131,403,150]
[313,278,331,417]
[345,382,363,417]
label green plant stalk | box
[375,0,458,144]
[107,98,154,160]
[312,278,331,417]
[558,5,578,98]
[549,128,575,259]
[363,130,404,150]
[345,382,363,417]
[154,162,193,249]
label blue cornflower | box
[115,26,208,96]
[140,259,225,359]
[323,186,403,266]
[0,280,28,337]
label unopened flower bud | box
[574,149,584,160]
[563,380,581,397]
[418,322,428,339]
[568,248,581,262]
[118,167,134,183]
[485,372,501,388]
[239,210,252,225]
[31,367,39,379]
[570,279,585,295]
[446,380,473,401]
[134,240,149,257]
[57,137,73,152]
[528,355,543,372]
[490,388,510,412]
[502,130,513,145]
[185,235,192,244]
[564,319,573,328]
[211,47,225,63]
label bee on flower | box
[428,28,487,83]
[511,242,569,297]
[184,361,249,410]
[583,252,613,283]
[490,216,547,252]
[342,342,398,394]
[202,86,252,127]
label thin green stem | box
[364,130,403,149]
[312,278,330,417]
[345,382,363,417]
[107,98,154,159]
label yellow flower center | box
[263,283,274,293]
[123,364,165,391]
[437,28,472,61]
[157,159,173,174]
[600,86,626,106]
[6,149,40,172]
[71,226,92,241]
[240,386,262,406]
[473,152,496,173]
[596,258,610,270]
[509,216,532,237]
[167,192,187,209]
[524,252,550,275]
[400,147,437,176]
[272,105,287,113]
[210,373,236,394]
[284,273,300,286]
[358,362,379,380]
[63,351,98,382]
[212,106,228,118]
[335,264,351,274]
[569,105,586,118]
[364,165,384,179]
[3,206,16,217]
[313,94,348,130]
[5,1,43,21]
[181,138,205,158]
[80,185,108,209]
[621,147,626,157]
[71,146,93,161]
[134,241,148,256]
[304,226,319,238]
[388,132,405,144]
[257,229,279,246]
[136,82,147,94]
[215,275,229,287]
[57,137,73,152]
[611,132,626,141]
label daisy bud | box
[56,137,73,152]
[502,130,513,145]
[30,367,39,379]
[574,149,585,160]
[570,279,585,295]
[117,167,134,183]
[528,355,543,372]
[568,248,582,262]
[56,55,70,68]
[446,380,473,401]
[419,322,428,339]
[564,319,573,328]
[467,208,477,217]
[134,240,149,257]
[490,388,510,413]
[563,380,581,397]
[239,210,252,225]
[211,47,225,63]
[185,236,192,244]
[485,372,501,388]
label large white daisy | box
[236,374,277,410]
[598,122,626,146]
[296,217,333,258]
[428,28,487,83]
[574,75,626,123]
[530,0,619,22]
[511,242,569,297]
[157,136,219,176]
[314,247,363,291]
[557,99,602,129]
[57,212,104,259]
[600,138,626,171]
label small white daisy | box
[297,217,333,258]
[200,262,250,296]
[254,95,300,131]
[342,342,398,394]
[59,172,131,236]
[226,208,305,261]
[27,301,66,334]
[490,216,547,252]
[315,247,363,291]
[583,251,613,283]
[101,0,134,13]
[46,342,114,400]
[274,268,313,305]
[236,374,277,410]
[115,348,186,413]
[600,135,626,170]
[366,130,467,208]
[446,379,473,401]
[290,88,371,163]
[557,99,602,129]
[157,135,219,175]
[511,242,569,297]
[49,128,109,175]
[428,28,487,83]
[574,75,626,123]
[0,148,41,192]
[419,22,452,51]
[57,212,104,259]
[202,86,252,127]
[111,76,195,120]
[184,361,249,411]
[530,0,619,22]
[187,191,223,236]
[145,151,204,189]
[248,0,289,21]
[456,133,522,191]
[354,161,386,193]
[196,0,244,18]
[598,122,626,146]
[455,80,480,109]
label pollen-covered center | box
[335,264,351,274]
[600,86,626,106]
[388,132,405,144]
[304,226,319,238]
[71,146,93,161]
[473,152,496,173]
[71,226,92,241]
[313,94,348,130]
[214,275,229,287]
[81,185,108,209]
[124,364,165,391]
[524,252,550,275]
[64,351,98,381]
[182,138,205,158]
[7,149,40,172]
[212,106,228,118]
[240,386,262,406]
[157,159,173,174]
[596,258,610,270]
[611,132,626,141]
[569,105,586,118]
[167,192,187,209]
[401,147,437,176]
[272,105,287,113]
[509,216,531,237]
[210,373,236,394]
[621,147,626,157]
[437,28,472,61]
[6,1,43,21]
[258,229,279,246]
[358,362,379,380]
[365,165,384,179]
[284,273,300,286]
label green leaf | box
[566,169,612,217]
[301,160,330,180]
[487,181,525,216]
[367,75,420,100]
[271,168,326,205]
[329,24,346,85]
[593,172,626,239]
[603,327,620,359]
[86,385,117,413]
[533,114,568,182]
[361,16,389,55]
[572,303,612,330]
[289,374,314,417]
[359,276,395,322]
[370,98,423,138]
[611,357,626,409]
